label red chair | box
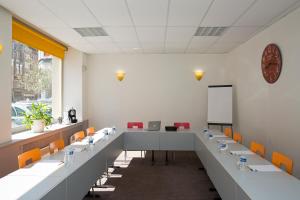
[174,122,190,129]
[127,122,143,129]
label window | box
[11,40,62,131]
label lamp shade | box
[0,44,3,54]
[116,71,126,81]
[194,70,204,81]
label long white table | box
[0,128,123,200]
[0,128,300,200]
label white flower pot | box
[32,120,45,133]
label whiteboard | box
[207,86,232,124]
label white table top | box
[196,130,300,200]
[0,128,123,200]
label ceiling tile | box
[209,42,240,53]
[42,27,83,45]
[141,42,165,49]
[201,0,255,26]
[71,42,96,53]
[136,27,165,42]
[0,0,66,28]
[168,0,212,26]
[105,27,138,42]
[85,36,114,43]
[40,0,99,28]
[165,42,187,53]
[127,0,169,26]
[218,27,261,43]
[117,41,141,49]
[188,36,218,49]
[83,0,133,26]
[235,0,300,26]
[166,27,197,43]
[90,42,121,53]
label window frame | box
[11,40,63,134]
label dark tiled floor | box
[84,151,220,200]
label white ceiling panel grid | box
[168,0,213,26]
[40,0,100,28]
[235,0,300,26]
[218,27,261,43]
[105,27,138,42]
[136,27,165,42]
[0,0,300,54]
[83,0,133,26]
[0,0,66,28]
[201,0,255,26]
[127,0,169,26]
[166,27,197,43]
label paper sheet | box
[212,135,227,138]
[247,165,282,172]
[230,150,255,155]
[217,139,236,144]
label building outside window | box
[11,40,62,132]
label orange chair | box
[224,127,232,137]
[49,139,65,154]
[272,152,293,175]
[86,127,95,136]
[250,141,266,158]
[18,148,41,168]
[233,132,242,144]
[71,131,85,143]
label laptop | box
[145,121,161,131]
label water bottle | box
[238,156,247,170]
[218,143,227,153]
[88,136,94,150]
[64,150,69,167]
[64,148,74,167]
[112,126,116,134]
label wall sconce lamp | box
[116,70,126,81]
[194,70,204,81]
[0,44,3,54]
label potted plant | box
[23,103,52,133]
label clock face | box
[261,44,282,84]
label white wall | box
[0,6,11,144]
[63,48,88,121]
[86,54,228,131]
[227,7,300,177]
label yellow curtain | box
[12,19,67,59]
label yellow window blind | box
[12,19,67,59]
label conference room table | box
[0,128,300,200]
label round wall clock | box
[261,43,282,84]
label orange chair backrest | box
[18,148,41,168]
[86,127,95,136]
[272,152,293,175]
[224,127,232,137]
[73,131,85,142]
[250,141,265,158]
[49,139,65,154]
[233,132,242,144]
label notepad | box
[247,165,282,172]
[230,150,255,155]
[212,135,227,138]
[217,139,236,144]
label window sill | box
[0,121,85,148]
[11,123,78,141]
